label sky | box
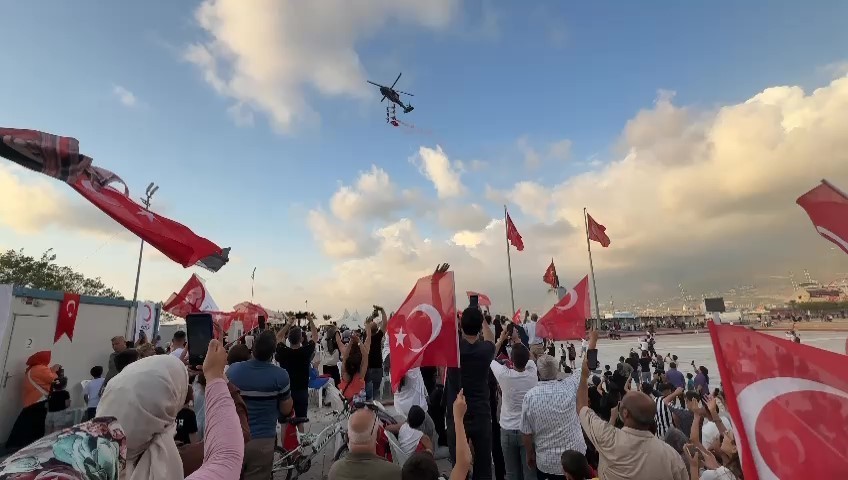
[2,0,848,317]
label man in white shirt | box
[524,314,545,359]
[170,330,187,358]
[492,330,537,480]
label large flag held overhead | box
[512,309,522,325]
[387,271,459,391]
[543,259,559,288]
[797,179,848,255]
[0,127,230,271]
[505,212,524,251]
[466,291,492,307]
[586,213,611,247]
[163,274,220,318]
[536,276,589,340]
[709,322,848,479]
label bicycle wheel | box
[333,443,349,462]
[273,446,294,480]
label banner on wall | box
[55,292,81,343]
[134,301,156,341]
[0,285,12,346]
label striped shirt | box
[654,397,673,438]
[521,368,586,476]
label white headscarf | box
[97,354,188,479]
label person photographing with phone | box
[365,305,388,401]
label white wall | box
[0,288,133,446]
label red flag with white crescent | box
[536,276,589,340]
[55,293,80,343]
[709,322,848,479]
[797,180,848,255]
[543,259,559,288]
[506,211,524,251]
[586,213,611,247]
[388,271,459,391]
[512,309,522,325]
[163,274,217,318]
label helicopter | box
[367,72,414,114]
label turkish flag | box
[506,212,524,251]
[72,173,230,271]
[387,271,459,391]
[512,309,522,325]
[709,322,848,479]
[543,259,559,288]
[536,276,589,340]
[797,179,848,255]
[163,274,220,318]
[55,293,80,343]
[466,291,491,307]
[586,213,611,247]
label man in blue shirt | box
[665,362,686,407]
[227,330,293,480]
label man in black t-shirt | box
[445,306,496,480]
[276,316,319,428]
[365,306,388,401]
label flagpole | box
[126,183,158,327]
[251,267,256,301]
[583,208,601,328]
[504,205,516,315]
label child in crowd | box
[83,366,105,420]
[686,372,695,392]
[45,376,72,433]
[602,365,612,380]
[175,389,199,446]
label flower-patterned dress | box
[0,417,126,480]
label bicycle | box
[272,408,351,480]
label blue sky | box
[2,1,848,315]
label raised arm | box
[377,306,388,333]
[359,322,373,379]
[277,317,294,344]
[309,317,319,343]
[482,315,495,344]
[449,389,471,480]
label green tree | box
[0,248,123,298]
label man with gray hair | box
[521,330,598,479]
[328,408,401,480]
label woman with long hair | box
[321,326,342,387]
[338,320,373,403]
[4,351,59,453]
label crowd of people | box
[1,301,742,480]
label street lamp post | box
[127,182,159,324]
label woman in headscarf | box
[4,351,59,452]
[0,416,126,479]
[96,340,243,479]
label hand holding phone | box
[186,313,214,367]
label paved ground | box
[289,330,847,480]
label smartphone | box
[469,294,479,308]
[258,315,266,331]
[587,349,599,370]
[186,313,214,366]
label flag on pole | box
[543,259,559,288]
[512,309,522,325]
[709,322,848,478]
[586,213,611,247]
[797,179,848,254]
[505,212,524,251]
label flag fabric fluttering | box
[708,322,848,479]
[466,291,492,307]
[505,212,524,251]
[512,309,522,325]
[536,276,590,340]
[586,213,611,247]
[0,127,230,272]
[543,259,559,288]
[387,271,459,391]
[163,274,220,318]
[796,179,848,254]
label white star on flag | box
[395,327,407,347]
[137,210,155,222]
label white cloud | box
[306,209,374,259]
[329,165,421,221]
[437,203,491,231]
[112,85,138,108]
[413,146,465,198]
[518,136,572,169]
[184,0,458,132]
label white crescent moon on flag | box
[556,286,578,311]
[736,377,848,479]
[407,304,442,353]
[80,179,124,208]
[66,300,76,315]
[143,304,152,321]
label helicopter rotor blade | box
[396,90,414,97]
[390,72,402,88]
[367,80,385,88]
[380,95,386,102]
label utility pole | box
[127,182,159,324]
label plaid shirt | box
[521,368,587,476]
